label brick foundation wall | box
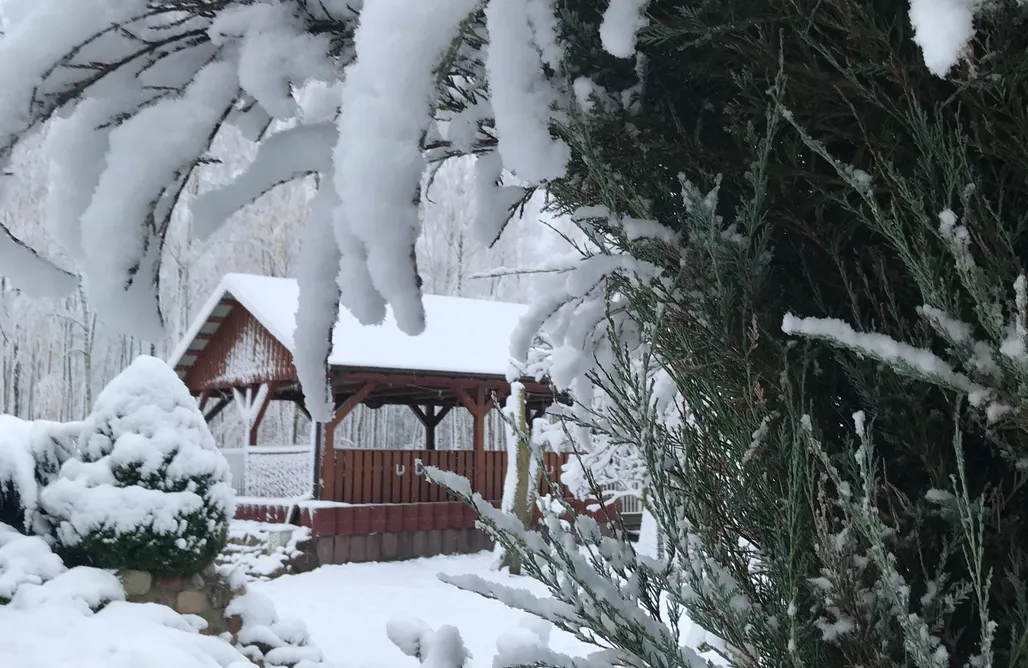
[235,502,291,523]
[235,499,620,567]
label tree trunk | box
[499,383,534,575]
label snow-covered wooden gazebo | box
[168,271,563,493]
[168,274,611,565]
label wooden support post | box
[409,404,453,451]
[454,385,499,494]
[473,387,487,457]
[319,382,378,501]
[248,381,278,446]
[197,390,211,413]
[425,405,436,450]
[311,420,324,501]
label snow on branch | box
[333,0,479,335]
[0,1,358,341]
[0,223,77,298]
[473,152,529,247]
[45,97,123,263]
[781,313,979,394]
[80,59,240,341]
[510,253,660,389]
[192,122,337,241]
[782,312,1018,424]
[209,1,336,120]
[599,0,651,59]
[294,180,343,423]
[425,464,715,668]
[484,0,570,184]
[908,0,979,78]
[387,618,471,668]
[0,0,151,157]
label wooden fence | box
[332,450,572,505]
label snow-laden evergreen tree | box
[5,0,1028,665]
[41,355,233,574]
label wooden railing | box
[331,450,572,504]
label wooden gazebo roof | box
[168,273,556,410]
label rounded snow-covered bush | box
[41,356,233,575]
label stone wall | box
[119,566,242,637]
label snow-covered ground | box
[253,551,592,668]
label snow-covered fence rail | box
[219,445,313,498]
[221,448,246,495]
[245,445,313,498]
[331,450,573,505]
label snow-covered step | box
[216,520,313,581]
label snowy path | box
[253,552,593,668]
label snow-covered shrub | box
[227,589,330,667]
[0,522,66,604]
[41,356,234,575]
[0,521,124,612]
[0,520,271,667]
[0,416,79,535]
[387,617,471,668]
[0,418,36,535]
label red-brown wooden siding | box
[332,450,572,504]
[185,306,296,391]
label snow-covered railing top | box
[169,273,531,379]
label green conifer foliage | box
[439,1,1028,664]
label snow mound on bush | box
[0,522,65,601]
[40,355,234,573]
[76,355,230,484]
[0,416,80,534]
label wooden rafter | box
[329,383,377,427]
[409,403,452,427]
[289,396,312,421]
[334,369,553,397]
[409,404,453,450]
[203,395,231,423]
[248,381,279,446]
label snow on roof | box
[169,273,528,379]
